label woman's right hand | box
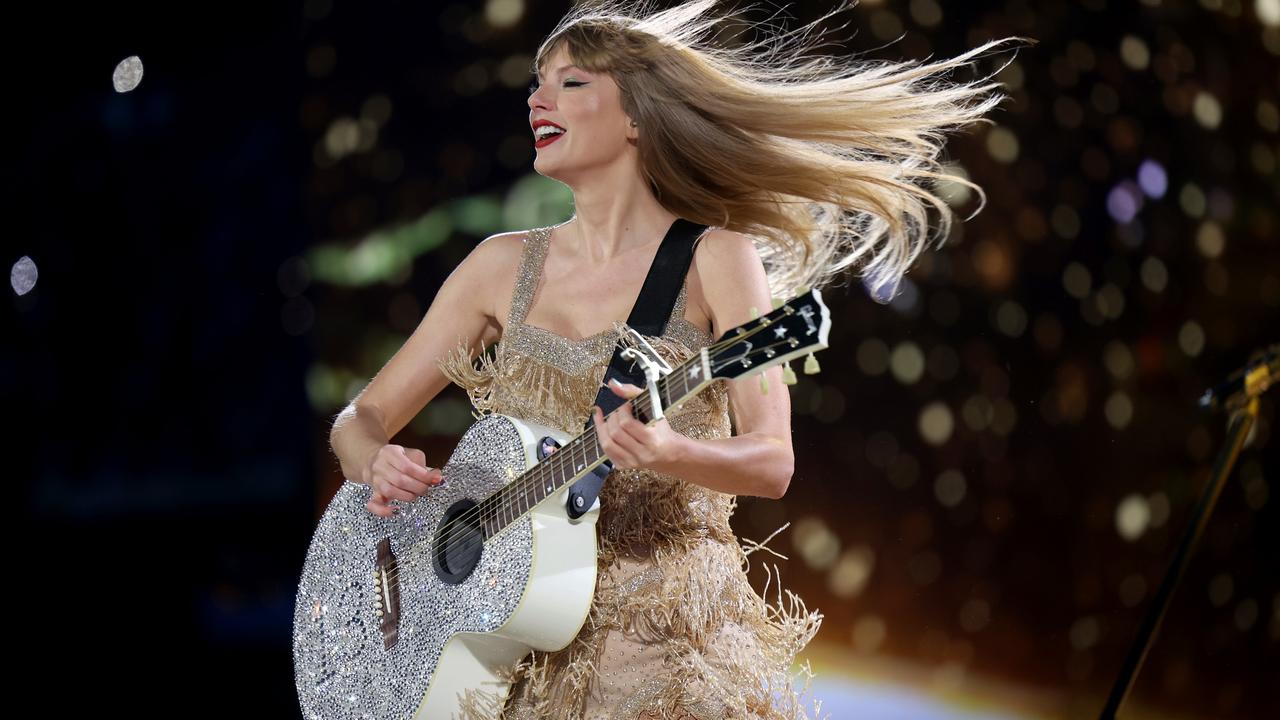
[364,444,443,518]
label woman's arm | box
[329,232,520,482]
[595,228,794,499]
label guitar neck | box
[476,349,712,538]
[475,287,830,539]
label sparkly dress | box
[437,225,824,720]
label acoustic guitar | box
[292,288,831,719]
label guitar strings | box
[382,327,789,587]
[381,324,798,585]
[382,327,796,586]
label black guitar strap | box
[564,218,707,518]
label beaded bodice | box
[503,224,715,382]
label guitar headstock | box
[707,288,831,382]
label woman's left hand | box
[591,379,685,473]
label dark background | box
[8,1,1277,718]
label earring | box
[630,121,637,127]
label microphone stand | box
[1098,343,1277,719]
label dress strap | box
[506,225,552,330]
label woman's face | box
[527,44,637,182]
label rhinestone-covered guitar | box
[292,288,832,719]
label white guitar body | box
[293,413,601,720]
[419,412,600,718]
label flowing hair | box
[532,0,1030,301]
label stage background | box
[8,1,1277,718]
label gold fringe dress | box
[437,225,825,720]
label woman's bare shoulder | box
[467,228,533,270]
[457,229,541,333]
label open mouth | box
[534,129,565,147]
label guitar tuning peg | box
[804,352,820,374]
[750,306,759,320]
[782,360,797,385]
[759,372,769,395]
[771,296,784,310]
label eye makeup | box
[528,79,586,95]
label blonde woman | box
[330,1,1022,717]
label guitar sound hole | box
[432,498,484,585]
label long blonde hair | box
[533,0,1028,301]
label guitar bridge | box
[373,537,402,650]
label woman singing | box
[329,1,1020,717]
